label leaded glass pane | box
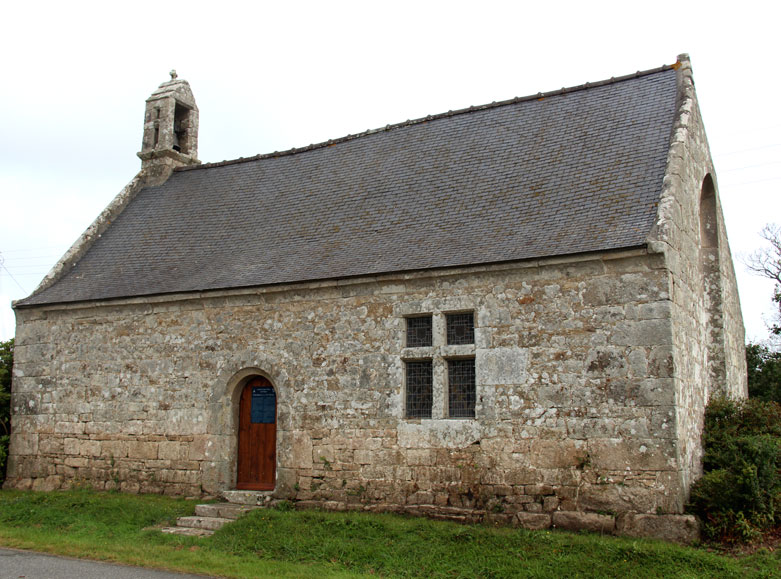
[406,360,433,418]
[406,316,433,347]
[446,312,474,345]
[448,359,475,418]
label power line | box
[2,254,65,262]
[0,252,28,293]
[719,175,781,188]
[720,159,781,174]
[716,142,781,158]
[714,123,781,139]
[1,264,57,270]
[0,245,68,254]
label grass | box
[0,489,778,578]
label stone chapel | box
[6,55,746,540]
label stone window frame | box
[400,303,477,420]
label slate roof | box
[20,65,679,307]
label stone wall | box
[9,249,687,528]
[648,55,746,500]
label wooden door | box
[237,377,277,490]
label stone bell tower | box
[138,70,200,172]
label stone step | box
[195,503,260,519]
[176,515,234,531]
[222,490,274,505]
[161,526,214,537]
[160,497,272,538]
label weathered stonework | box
[137,70,199,172]
[8,248,733,516]
[648,56,746,500]
[6,56,745,543]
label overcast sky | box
[1,1,780,343]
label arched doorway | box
[236,376,277,490]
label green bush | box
[0,338,11,485]
[689,397,781,543]
[0,435,8,487]
[746,342,781,403]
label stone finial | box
[170,69,178,81]
[675,54,692,72]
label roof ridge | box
[175,62,677,173]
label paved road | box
[0,548,213,579]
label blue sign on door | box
[250,387,276,423]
